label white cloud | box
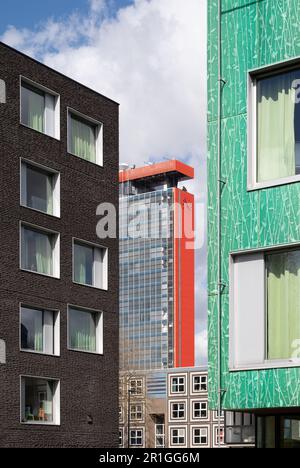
[1,0,207,363]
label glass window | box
[256,68,300,183]
[119,429,123,447]
[21,225,58,277]
[130,404,143,421]
[171,376,185,393]
[193,427,208,445]
[193,374,207,392]
[69,113,97,163]
[73,241,107,289]
[21,162,58,216]
[225,412,255,445]
[130,429,143,447]
[171,402,185,419]
[171,428,185,445]
[130,379,143,395]
[193,401,208,419]
[21,81,58,138]
[21,306,58,355]
[267,250,300,360]
[21,377,59,424]
[68,307,102,353]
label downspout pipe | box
[217,0,227,448]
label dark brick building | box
[0,42,119,447]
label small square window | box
[21,160,60,217]
[21,376,60,425]
[171,402,186,420]
[68,306,103,354]
[193,374,207,393]
[171,428,185,446]
[21,224,60,278]
[129,379,143,396]
[20,306,59,355]
[21,79,60,139]
[73,240,108,290]
[193,401,208,420]
[171,376,185,393]
[68,109,103,165]
[130,404,143,421]
[130,429,143,447]
[193,427,208,446]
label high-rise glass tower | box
[119,160,195,371]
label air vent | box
[0,80,6,103]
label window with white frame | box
[21,160,60,217]
[155,423,165,448]
[20,306,59,356]
[170,428,186,446]
[130,404,143,421]
[171,376,186,394]
[171,402,186,420]
[248,64,300,188]
[68,109,103,165]
[129,379,143,396]
[119,406,123,422]
[119,429,124,447]
[21,224,60,278]
[193,427,208,446]
[214,426,225,446]
[21,376,60,425]
[193,374,207,393]
[21,79,60,139]
[130,429,143,447]
[193,401,208,420]
[73,240,108,289]
[68,306,103,354]
[230,248,300,369]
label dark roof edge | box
[0,41,120,106]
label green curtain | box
[34,313,43,352]
[257,73,296,182]
[73,331,96,351]
[267,251,300,360]
[71,117,96,163]
[36,232,52,275]
[28,89,44,133]
[74,245,88,284]
[70,309,96,352]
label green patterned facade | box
[208,0,300,410]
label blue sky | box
[0,0,133,33]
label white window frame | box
[169,400,187,423]
[169,373,187,396]
[213,425,225,448]
[20,158,60,218]
[72,238,108,290]
[20,76,60,140]
[128,378,144,397]
[191,425,210,448]
[247,58,300,191]
[130,403,144,422]
[67,107,103,166]
[129,428,144,448]
[190,372,208,394]
[213,409,225,422]
[155,423,165,448]
[169,426,187,448]
[191,399,209,422]
[230,244,300,372]
[20,222,60,279]
[119,405,124,424]
[67,304,103,355]
[119,427,124,448]
[19,304,60,356]
[20,375,60,426]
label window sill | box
[229,359,300,372]
[72,280,108,292]
[20,122,60,142]
[20,268,60,280]
[67,347,103,356]
[247,174,300,191]
[20,203,61,219]
[67,150,103,168]
[20,349,60,358]
[21,421,60,426]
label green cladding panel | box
[208,0,300,410]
